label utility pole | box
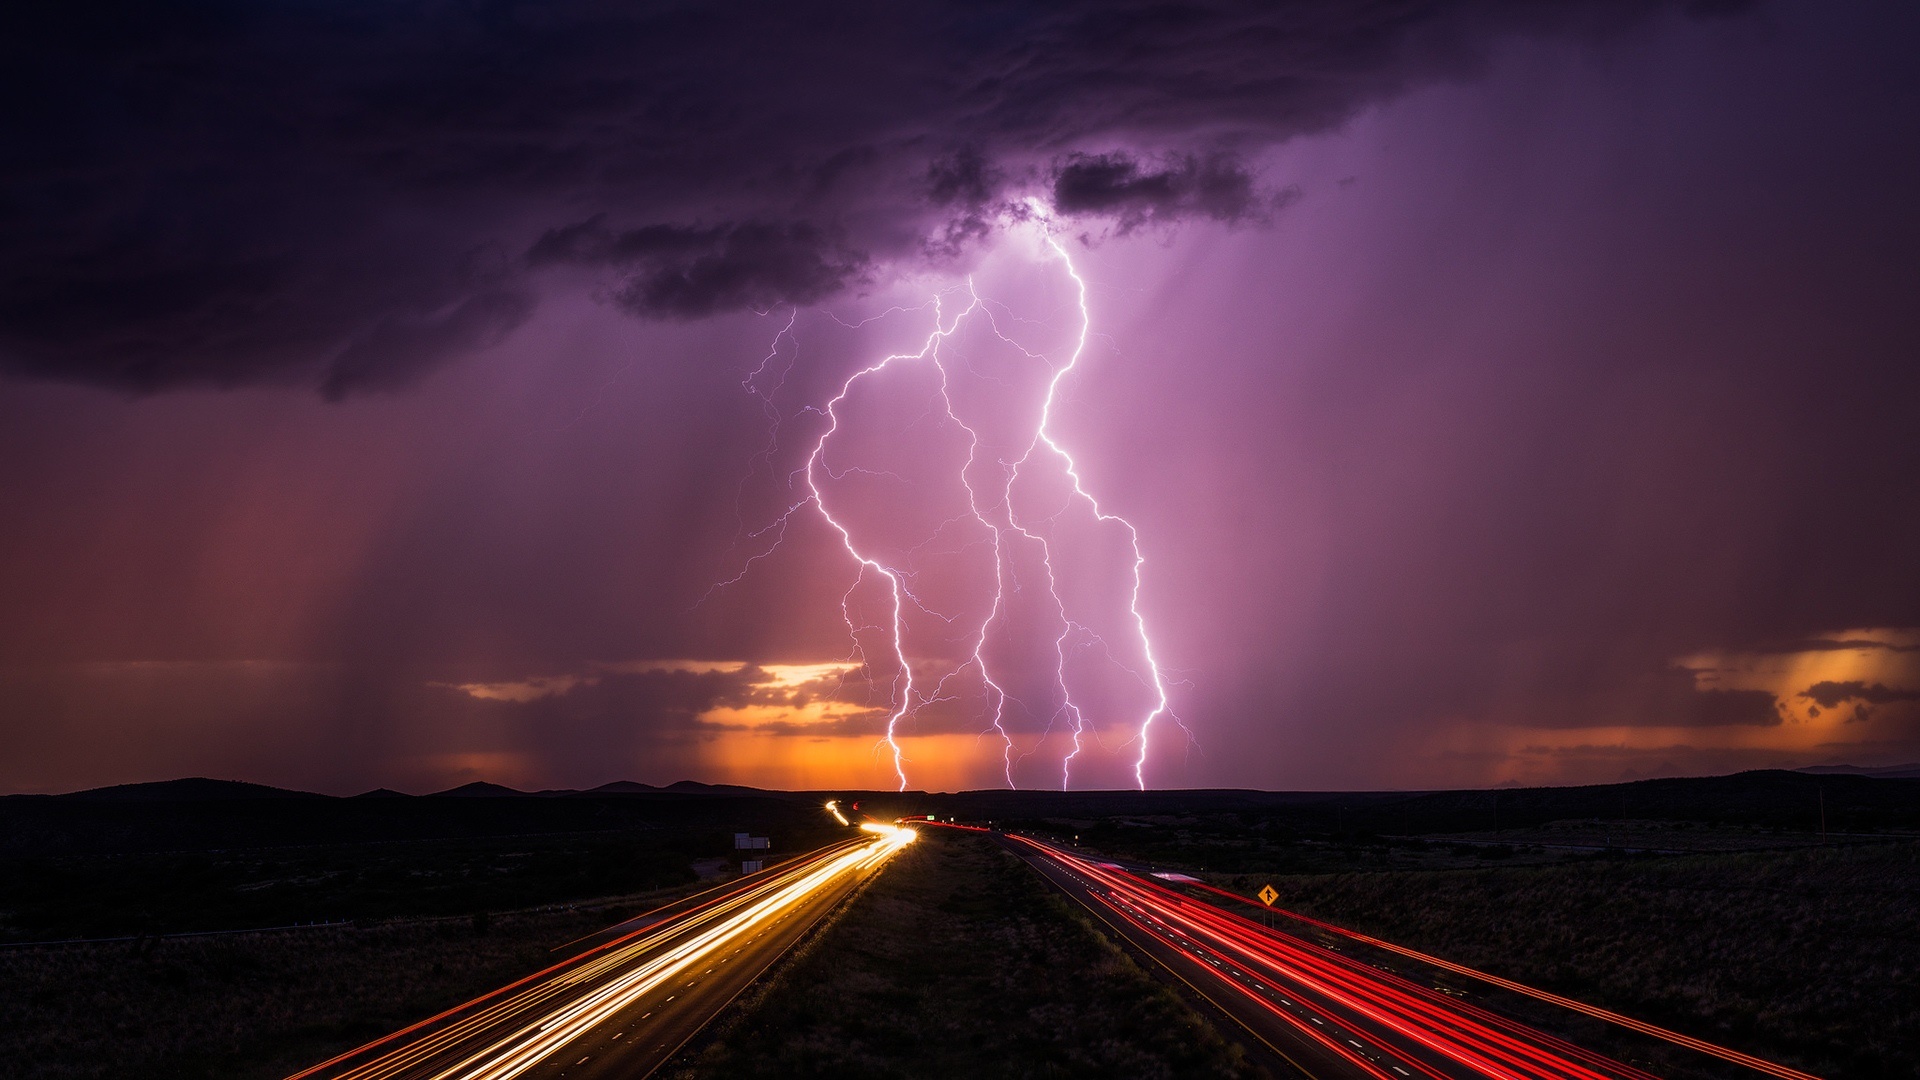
[1819,786,1827,844]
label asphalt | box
[528,842,880,1080]
[991,827,1666,1080]
[292,828,910,1080]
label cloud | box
[0,0,1734,395]
[1800,681,1920,709]
[1684,687,1783,726]
[322,288,535,399]
[1051,152,1288,233]
[528,219,868,319]
[922,147,1004,256]
[1789,633,1920,654]
[434,673,591,704]
[433,659,881,730]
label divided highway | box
[290,823,915,1080]
[976,826,1817,1080]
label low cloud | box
[434,673,591,704]
[1684,687,1783,726]
[1051,152,1290,233]
[323,288,534,398]
[528,219,868,319]
[1791,632,1920,653]
[1800,681,1920,709]
[434,659,882,732]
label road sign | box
[1258,884,1278,906]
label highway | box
[290,822,915,1080]
[978,826,1809,1080]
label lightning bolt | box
[712,213,1184,791]
[1012,233,1175,790]
[926,278,1018,789]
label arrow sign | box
[1258,884,1278,907]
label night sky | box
[3,0,1917,795]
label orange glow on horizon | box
[691,731,1000,792]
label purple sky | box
[2,0,1917,794]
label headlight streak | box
[310,847,849,1079]
[291,831,911,1080]
[985,829,1811,1080]
[457,830,912,1080]
[287,843,856,1080]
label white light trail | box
[310,830,913,1080]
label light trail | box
[715,216,1183,791]
[284,850,850,1080]
[290,827,915,1080]
[1007,835,1645,1079]
[966,827,1819,1080]
[1180,879,1824,1080]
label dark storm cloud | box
[322,288,535,399]
[923,148,1004,257]
[0,0,1726,395]
[1801,681,1920,709]
[528,218,869,319]
[1791,637,1920,653]
[437,662,893,773]
[1686,688,1783,726]
[1051,152,1289,232]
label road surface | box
[291,824,915,1080]
[982,826,1809,1080]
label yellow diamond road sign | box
[1258,884,1278,906]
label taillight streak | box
[1016,835,1655,1080]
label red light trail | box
[1176,879,1822,1080]
[952,825,1821,1080]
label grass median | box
[670,830,1268,1080]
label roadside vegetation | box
[0,786,829,1080]
[0,789,839,942]
[1044,819,1917,1080]
[669,831,1269,1080]
[958,774,1919,1077]
[1227,841,1920,1079]
[8,775,1909,1079]
[0,905,614,1080]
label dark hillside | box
[0,784,837,941]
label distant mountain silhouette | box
[426,779,773,797]
[57,777,326,801]
[7,776,781,801]
[589,781,665,794]
[664,780,767,795]
[1798,763,1920,779]
[428,781,532,798]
